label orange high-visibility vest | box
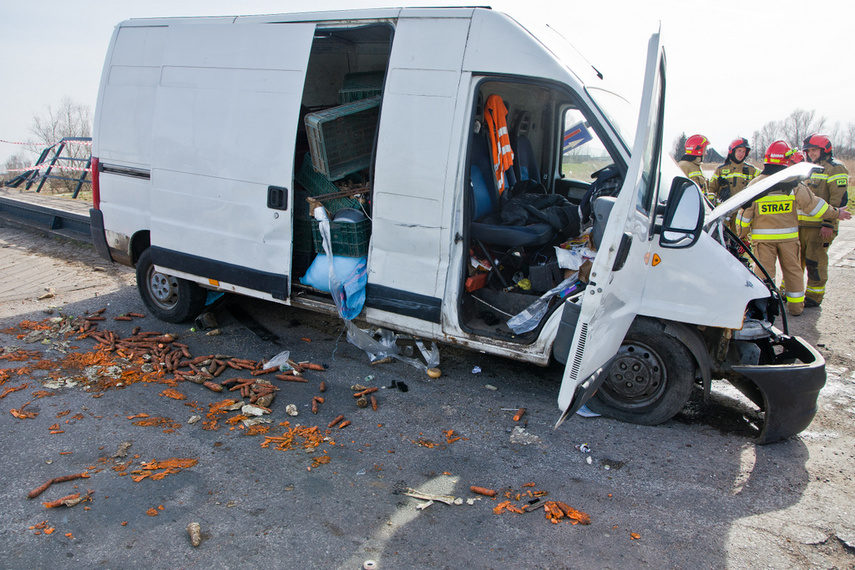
[484,95,514,194]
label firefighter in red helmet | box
[709,138,760,205]
[798,133,850,307]
[677,134,710,198]
[736,141,851,316]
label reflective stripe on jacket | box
[799,158,849,227]
[708,161,759,204]
[737,174,840,242]
[484,95,514,195]
[678,157,708,196]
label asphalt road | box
[1,221,854,569]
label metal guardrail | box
[0,193,91,242]
[5,137,92,198]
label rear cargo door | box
[150,22,315,300]
[556,31,666,422]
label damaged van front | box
[554,31,826,443]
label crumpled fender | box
[729,335,825,444]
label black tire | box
[586,318,695,425]
[136,248,206,323]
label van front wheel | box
[136,249,206,323]
[586,319,694,426]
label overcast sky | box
[2,0,854,168]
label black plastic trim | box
[150,246,288,300]
[89,208,113,262]
[365,284,441,323]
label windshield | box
[586,87,636,153]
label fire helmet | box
[764,140,795,166]
[728,137,751,154]
[684,134,710,157]
[802,133,833,157]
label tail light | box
[91,157,100,209]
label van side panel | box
[462,11,570,82]
[368,15,470,310]
[149,23,314,285]
[97,25,167,167]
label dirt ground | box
[1,219,855,568]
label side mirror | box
[658,178,704,249]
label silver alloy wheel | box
[599,341,667,408]
[145,266,180,311]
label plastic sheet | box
[311,205,367,320]
[265,350,291,371]
[345,322,440,372]
[506,275,578,334]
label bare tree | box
[673,132,687,160]
[752,120,782,157]
[842,122,855,159]
[781,108,826,148]
[2,153,28,184]
[28,97,92,193]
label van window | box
[561,108,614,182]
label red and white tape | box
[3,164,92,174]
[1,138,91,146]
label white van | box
[89,7,825,443]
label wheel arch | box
[130,230,151,267]
[657,318,712,398]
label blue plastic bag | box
[300,254,367,320]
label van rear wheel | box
[136,248,206,323]
[586,319,694,425]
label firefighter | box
[709,138,760,205]
[677,134,710,198]
[798,134,850,307]
[735,140,851,316]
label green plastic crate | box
[311,218,371,257]
[339,71,385,103]
[295,154,362,215]
[293,218,314,253]
[304,96,380,180]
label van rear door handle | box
[267,186,288,210]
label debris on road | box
[42,490,93,509]
[112,441,132,458]
[470,486,497,497]
[28,471,90,499]
[399,486,460,506]
[130,458,198,482]
[543,501,590,525]
[10,401,37,419]
[187,522,202,547]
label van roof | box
[122,6,487,26]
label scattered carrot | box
[353,387,378,398]
[301,362,325,371]
[470,486,498,498]
[28,472,90,499]
[328,415,345,428]
[42,493,80,508]
[513,407,526,421]
[160,388,186,400]
[319,381,326,392]
[338,420,351,429]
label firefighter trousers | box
[799,226,833,305]
[753,240,805,316]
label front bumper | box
[729,334,825,444]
